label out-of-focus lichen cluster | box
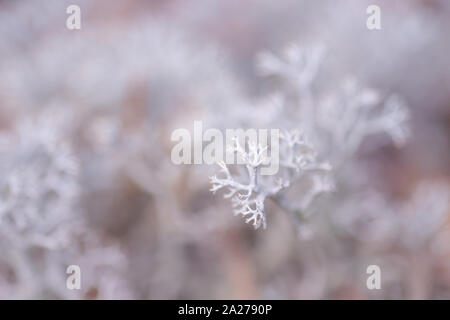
[0,0,449,299]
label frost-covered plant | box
[1,0,446,300]
[256,44,410,160]
[210,134,332,229]
[0,109,134,299]
[0,109,80,298]
[0,109,79,248]
[315,81,410,166]
[210,43,409,231]
[0,3,248,297]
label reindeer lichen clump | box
[210,131,332,229]
[210,43,410,230]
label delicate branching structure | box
[210,43,409,230]
[210,140,276,229]
[0,5,247,298]
[256,43,325,90]
[256,45,410,162]
[316,81,410,164]
[0,0,447,300]
[210,132,332,229]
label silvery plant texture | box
[0,0,449,299]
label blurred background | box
[0,0,449,299]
